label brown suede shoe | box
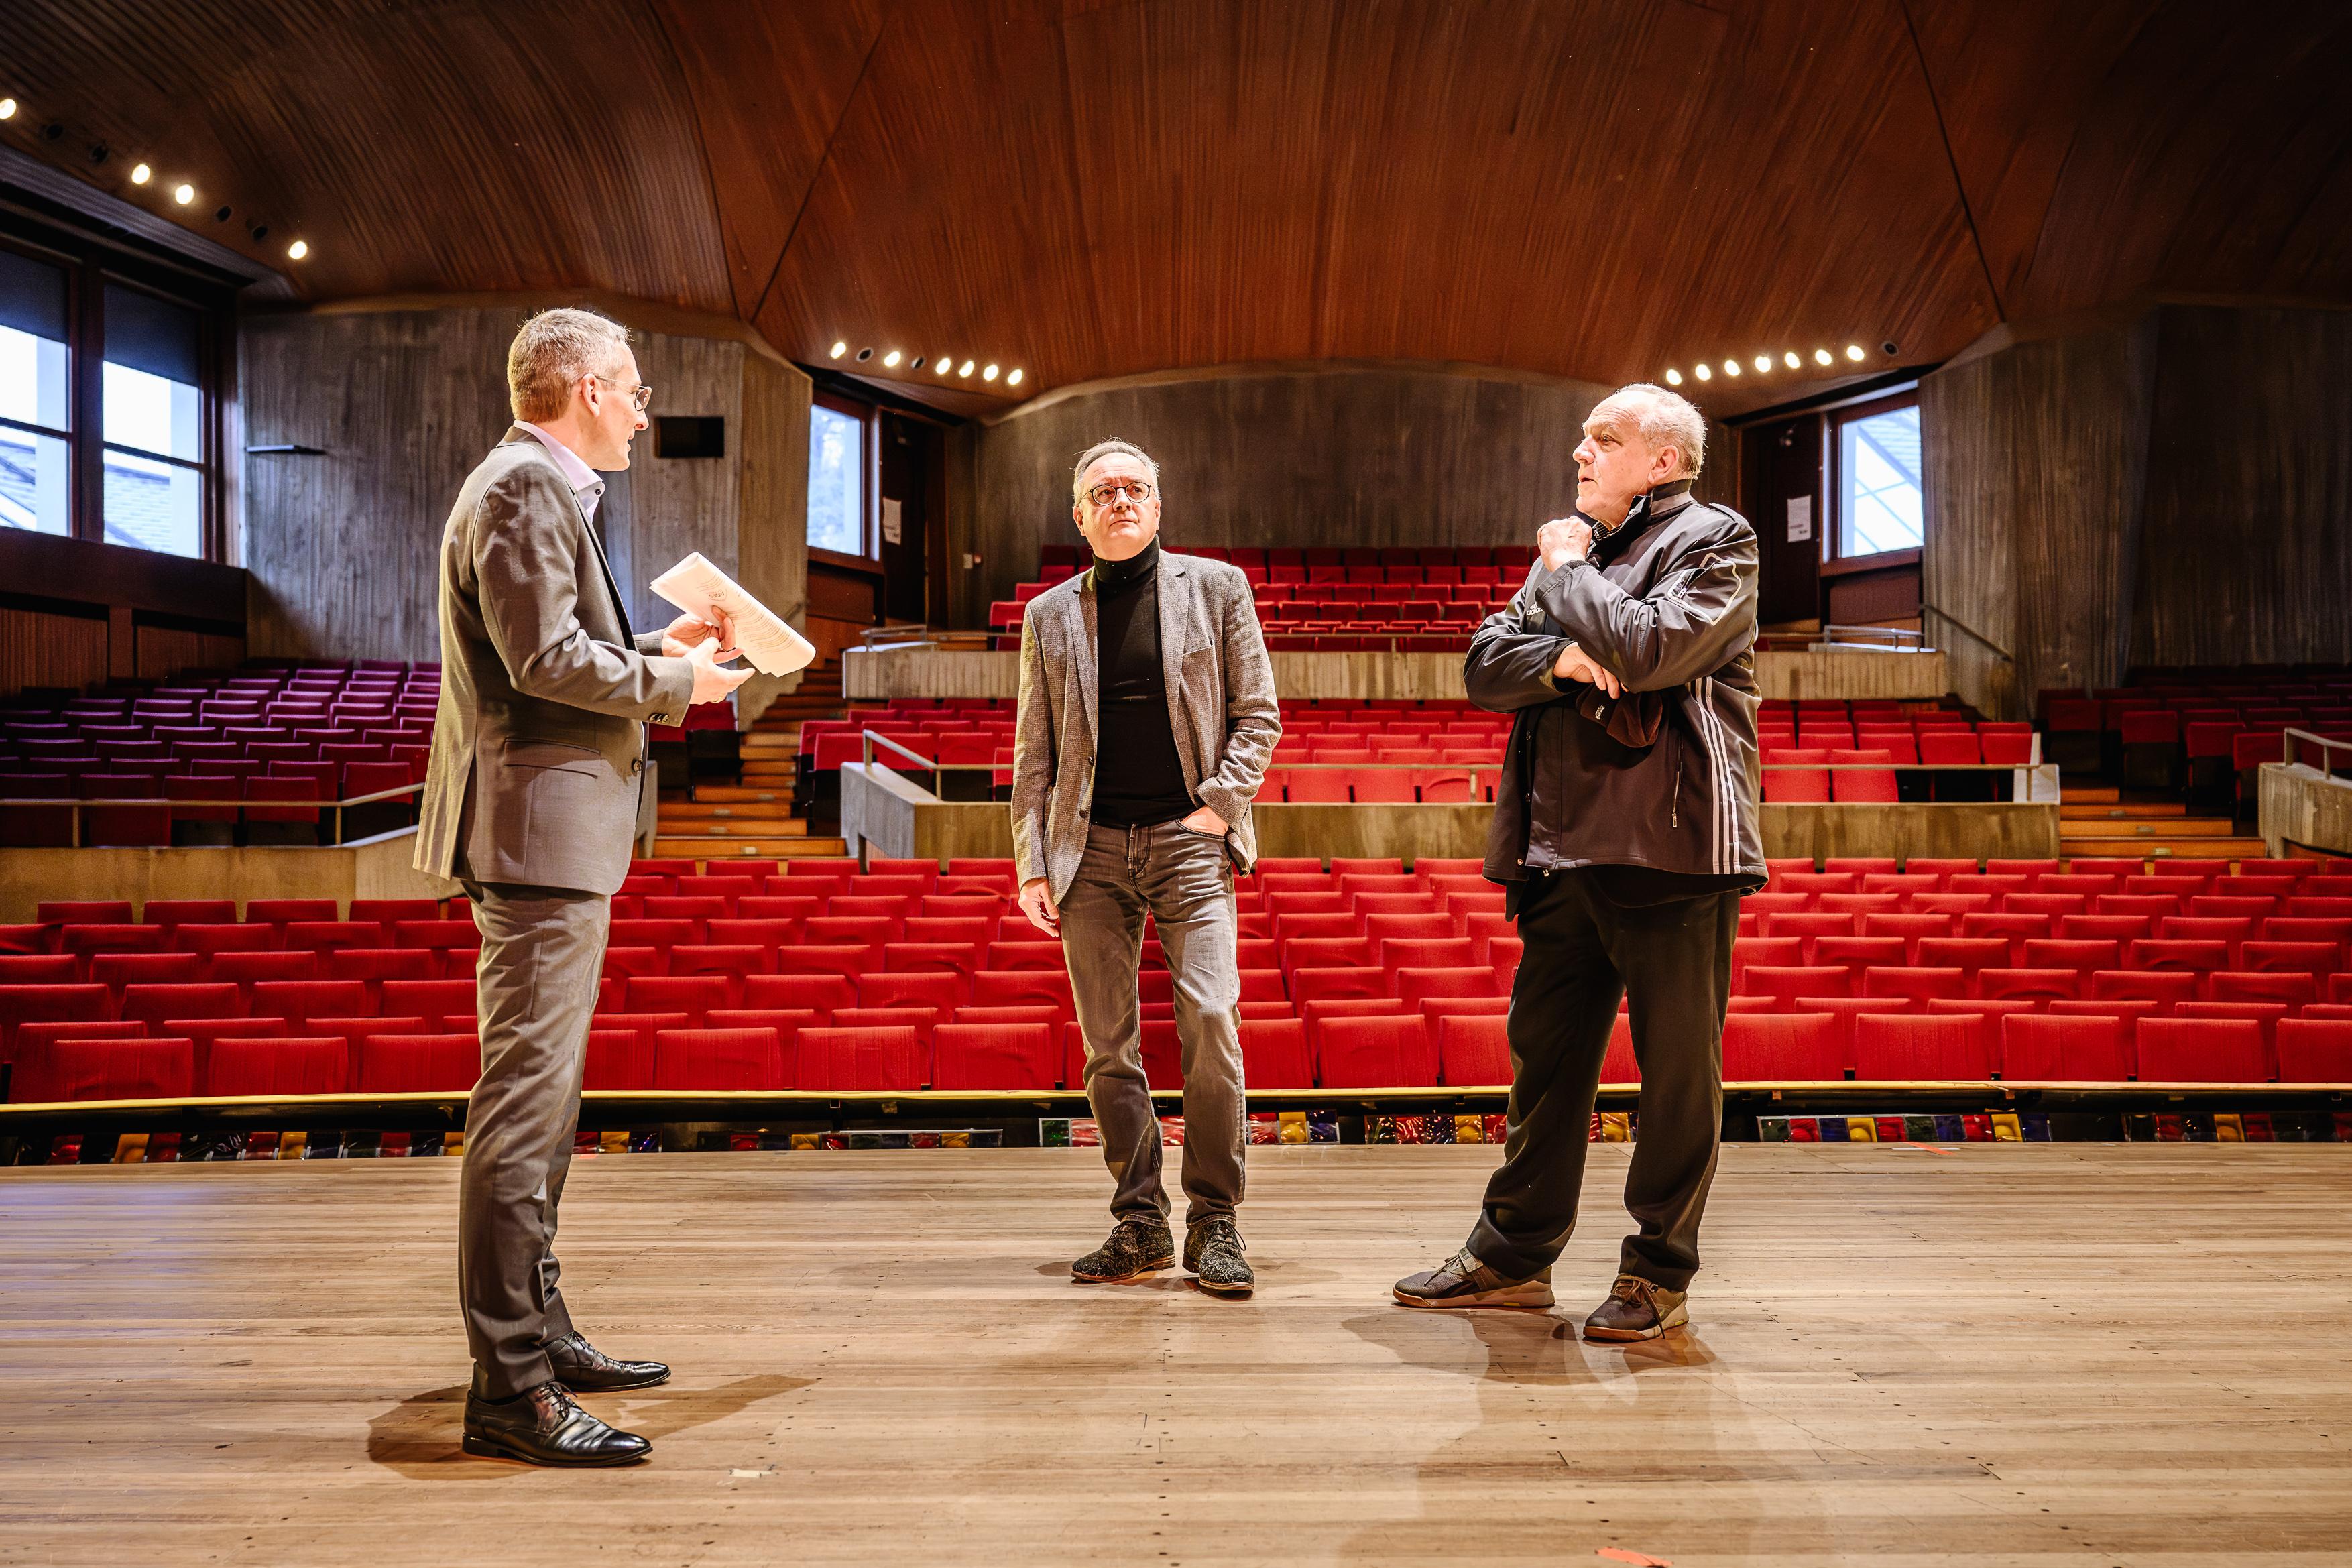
[1393,1248,1555,1309]
[1581,1274,1689,1341]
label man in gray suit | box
[416,307,750,1466]
[1012,438,1281,1296]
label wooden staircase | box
[2059,784,2268,863]
[652,650,850,861]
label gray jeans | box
[1059,820,1247,1227]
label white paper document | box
[650,552,817,678]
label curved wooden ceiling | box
[5,0,2346,413]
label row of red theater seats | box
[17,997,2352,1106]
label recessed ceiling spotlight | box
[1753,355,1772,373]
[130,162,151,184]
[1845,343,1865,361]
[1693,363,1712,381]
[286,239,309,260]
[957,359,974,377]
[1814,348,1833,366]
[828,341,847,359]
[1723,360,1740,377]
[172,183,195,205]
[935,354,955,377]
[1007,368,1024,387]
[1783,351,1800,369]
[1664,369,1683,386]
[249,224,269,242]
[982,363,1000,382]
[854,347,873,362]
[0,99,15,121]
[882,349,902,368]
[213,205,231,223]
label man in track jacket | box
[1395,383,1763,1341]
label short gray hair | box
[1072,438,1160,503]
[508,308,632,422]
[1606,383,1708,479]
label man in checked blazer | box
[1012,438,1281,1296]
[416,308,750,1467]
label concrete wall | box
[955,361,1735,627]
[239,302,813,722]
[0,831,456,924]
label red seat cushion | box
[932,1022,1059,1091]
[11,1035,194,1103]
[355,1032,481,1093]
[2000,1014,2129,1081]
[795,1025,925,1091]
[2135,1017,2269,1083]
[1853,1014,1991,1079]
[2276,1019,2352,1083]
[1317,1015,1433,1088]
[1239,1018,1315,1089]
[204,1036,350,1097]
[652,1026,787,1091]
[1722,1012,1843,1080]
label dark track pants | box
[1467,869,1738,1292]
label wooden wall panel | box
[1920,320,2154,718]
[957,362,1724,621]
[599,335,744,632]
[134,624,245,680]
[241,308,526,664]
[0,607,109,697]
[1926,303,2348,718]
[735,350,815,723]
[241,308,811,674]
[2132,307,2352,670]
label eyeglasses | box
[1085,479,1155,507]
[592,374,654,412]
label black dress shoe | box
[547,1332,670,1391]
[462,1381,650,1467]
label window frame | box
[1824,389,1924,566]
[806,389,880,571]
[0,217,232,562]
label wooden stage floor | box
[3,1144,2349,1565]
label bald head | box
[1572,383,1706,526]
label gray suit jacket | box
[414,428,695,896]
[1010,548,1281,900]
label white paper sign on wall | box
[1786,496,1814,544]
[881,497,903,546]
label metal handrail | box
[1814,623,1928,651]
[2282,727,2352,774]
[1918,602,2014,663]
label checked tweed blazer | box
[1010,548,1281,900]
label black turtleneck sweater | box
[1089,539,1197,828]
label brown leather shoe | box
[547,1332,670,1391]
[1581,1274,1689,1341]
[462,1380,651,1467]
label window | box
[0,247,72,537]
[1830,394,1922,559]
[807,396,871,558]
[0,219,229,560]
[102,285,206,558]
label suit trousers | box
[458,878,610,1399]
[1058,821,1247,1227]
[1467,868,1738,1292]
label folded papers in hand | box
[650,552,817,678]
